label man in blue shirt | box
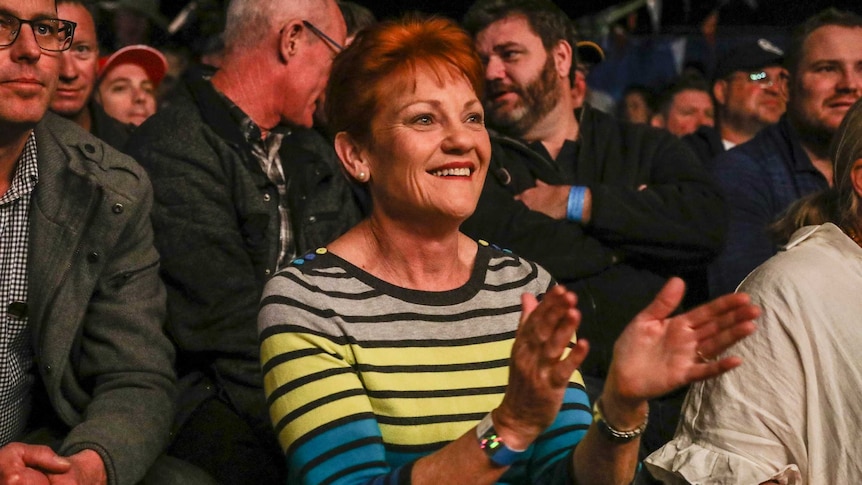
[708,8,862,296]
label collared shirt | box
[0,132,38,445]
[218,89,295,270]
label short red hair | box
[325,16,484,143]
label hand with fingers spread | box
[493,285,589,450]
[605,277,760,407]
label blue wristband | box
[567,186,587,222]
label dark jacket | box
[462,106,726,377]
[124,76,361,432]
[89,100,131,151]
[708,115,829,296]
[28,113,176,485]
[683,124,725,168]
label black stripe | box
[358,357,509,374]
[261,324,516,348]
[356,330,516,348]
[532,443,576,471]
[534,423,591,446]
[319,461,389,485]
[560,401,591,414]
[297,435,382,479]
[274,388,366,436]
[270,269,383,300]
[376,411,486,426]
[487,257,523,271]
[262,294,522,325]
[286,412,377,458]
[265,366,357,407]
[383,439,449,454]
[260,347,340,375]
[367,385,506,399]
[486,260,540,292]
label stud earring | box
[357,171,367,182]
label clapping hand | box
[495,285,588,450]
[605,277,760,407]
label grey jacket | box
[28,113,176,485]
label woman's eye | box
[466,113,484,124]
[412,114,433,125]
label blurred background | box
[103,0,862,114]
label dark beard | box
[485,53,561,138]
[789,108,837,160]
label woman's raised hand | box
[605,277,760,407]
[494,286,589,450]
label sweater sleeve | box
[259,274,412,485]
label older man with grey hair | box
[125,0,361,482]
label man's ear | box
[551,39,573,80]
[650,113,666,129]
[335,132,371,182]
[850,158,862,199]
[279,20,303,63]
[713,80,727,107]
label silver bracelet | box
[591,398,648,443]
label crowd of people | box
[1,0,860,484]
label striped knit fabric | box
[259,243,591,485]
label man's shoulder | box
[36,113,149,195]
[683,125,725,166]
[126,78,235,163]
[715,121,788,166]
[135,93,205,140]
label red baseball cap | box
[98,45,168,88]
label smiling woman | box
[257,14,760,485]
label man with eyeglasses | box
[124,0,360,482]
[0,0,178,483]
[684,38,787,166]
[708,8,862,297]
[49,0,129,149]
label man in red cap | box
[95,44,167,126]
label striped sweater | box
[258,243,591,484]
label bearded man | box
[460,0,727,457]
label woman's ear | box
[334,132,370,183]
[851,158,862,199]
